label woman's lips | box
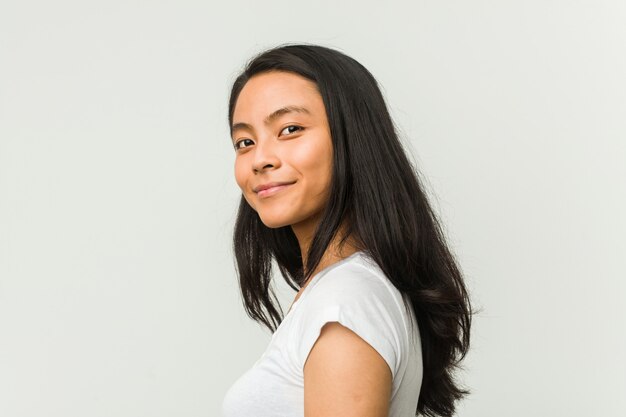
[257,183,294,198]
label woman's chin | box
[258,214,293,229]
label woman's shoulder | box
[287,251,416,381]
[298,252,413,342]
[308,251,405,308]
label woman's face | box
[231,71,333,231]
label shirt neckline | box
[269,250,365,340]
[286,250,364,315]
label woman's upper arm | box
[303,321,392,417]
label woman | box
[221,44,472,417]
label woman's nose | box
[251,138,281,173]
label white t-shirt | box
[221,250,423,417]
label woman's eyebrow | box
[264,105,311,125]
[231,105,311,134]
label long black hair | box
[227,43,472,417]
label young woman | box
[221,44,472,417]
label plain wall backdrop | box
[1,1,624,416]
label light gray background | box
[1,1,624,416]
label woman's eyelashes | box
[234,138,253,150]
[280,125,304,136]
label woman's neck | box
[291,212,363,283]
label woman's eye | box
[234,138,253,150]
[280,125,303,136]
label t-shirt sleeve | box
[288,267,404,380]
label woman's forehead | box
[233,72,325,123]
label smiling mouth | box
[256,183,294,198]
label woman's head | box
[228,44,472,417]
[228,44,403,264]
[231,71,334,236]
